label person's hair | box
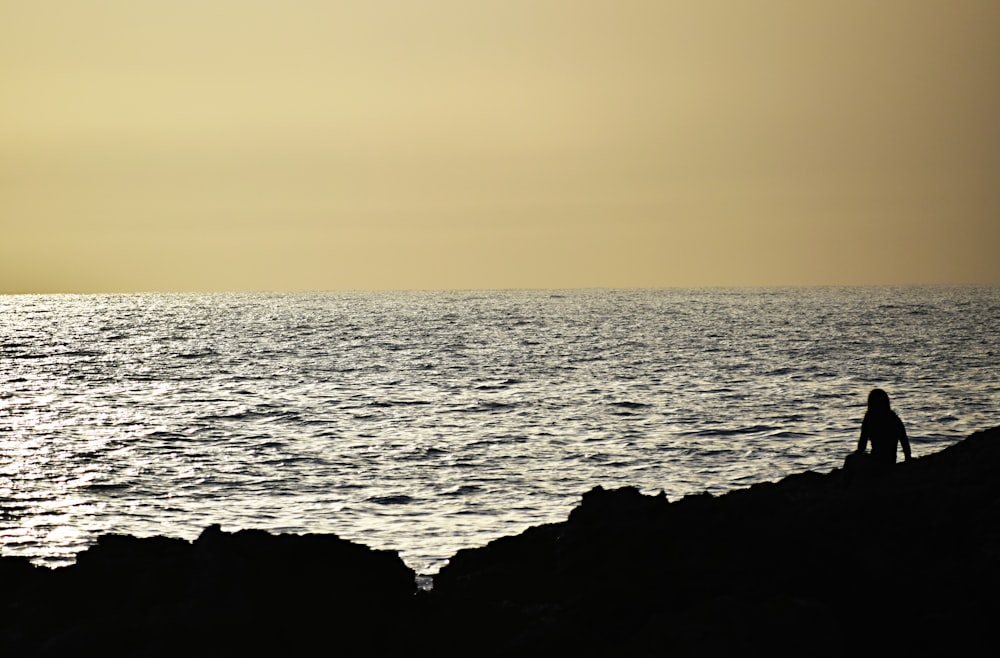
[867,388,891,412]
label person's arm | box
[857,415,869,453]
[899,418,912,462]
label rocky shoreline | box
[3,426,998,656]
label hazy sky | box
[3,0,999,293]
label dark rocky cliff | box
[434,426,1000,655]
[2,426,997,656]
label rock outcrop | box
[0,525,416,656]
[2,426,998,656]
[433,426,1000,655]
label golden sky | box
[3,0,999,293]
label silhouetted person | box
[856,388,911,469]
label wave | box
[473,379,522,391]
[767,431,815,439]
[173,351,217,359]
[368,494,415,506]
[462,401,520,413]
[610,401,652,409]
[441,485,481,496]
[368,400,432,408]
[83,482,130,492]
[683,425,780,437]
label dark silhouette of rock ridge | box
[2,426,998,656]
[0,525,417,656]
[433,425,1000,655]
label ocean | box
[1,287,997,576]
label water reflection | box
[0,287,997,574]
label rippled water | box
[1,287,997,574]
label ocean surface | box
[1,287,997,577]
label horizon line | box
[3,282,998,297]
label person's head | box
[867,388,891,412]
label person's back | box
[857,389,911,468]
